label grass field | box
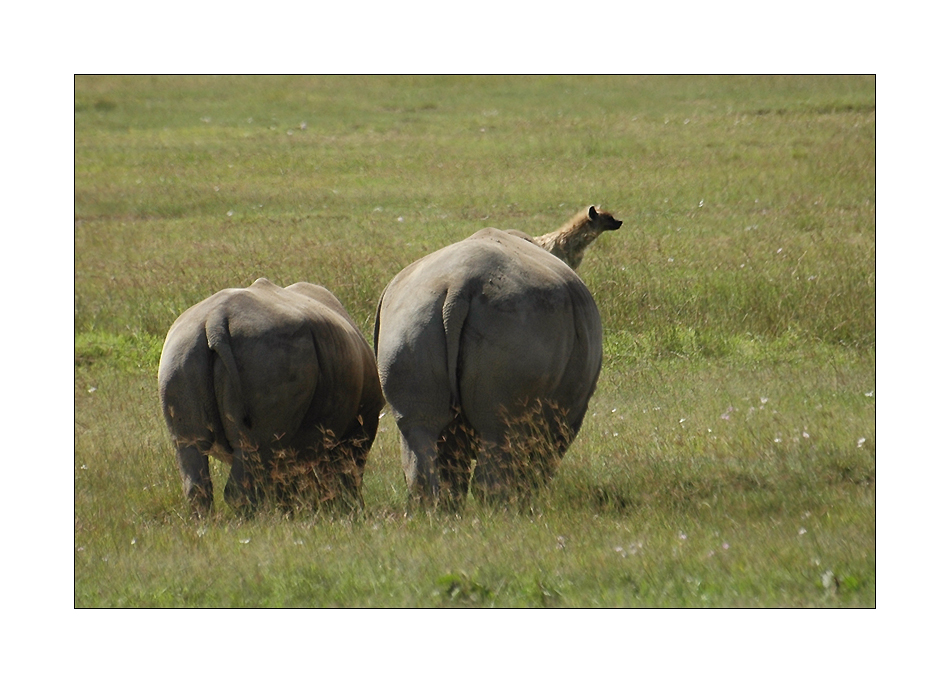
[74,75,874,607]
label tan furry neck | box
[534,208,601,270]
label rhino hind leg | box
[271,456,363,517]
[470,407,570,509]
[176,441,214,516]
[270,423,374,516]
[325,456,366,514]
[471,446,553,510]
[224,446,268,515]
[399,425,444,507]
[438,416,477,511]
[311,415,377,514]
[314,446,368,515]
[333,465,366,512]
[343,407,380,510]
[470,439,516,507]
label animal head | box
[534,205,623,270]
[585,205,623,233]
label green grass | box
[74,75,875,607]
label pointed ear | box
[588,206,598,220]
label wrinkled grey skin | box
[158,278,384,516]
[374,228,604,508]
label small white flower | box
[798,528,807,535]
[802,431,810,439]
[821,570,837,590]
[226,210,234,217]
[857,437,866,448]
[722,543,730,550]
[698,198,703,207]
[864,391,874,397]
[239,538,250,544]
[397,216,405,223]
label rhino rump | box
[158,277,383,513]
[374,228,603,505]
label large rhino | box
[374,208,620,508]
[158,277,384,516]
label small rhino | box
[158,277,384,516]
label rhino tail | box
[442,285,470,410]
[205,310,251,430]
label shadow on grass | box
[550,446,874,518]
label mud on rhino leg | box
[176,441,213,516]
